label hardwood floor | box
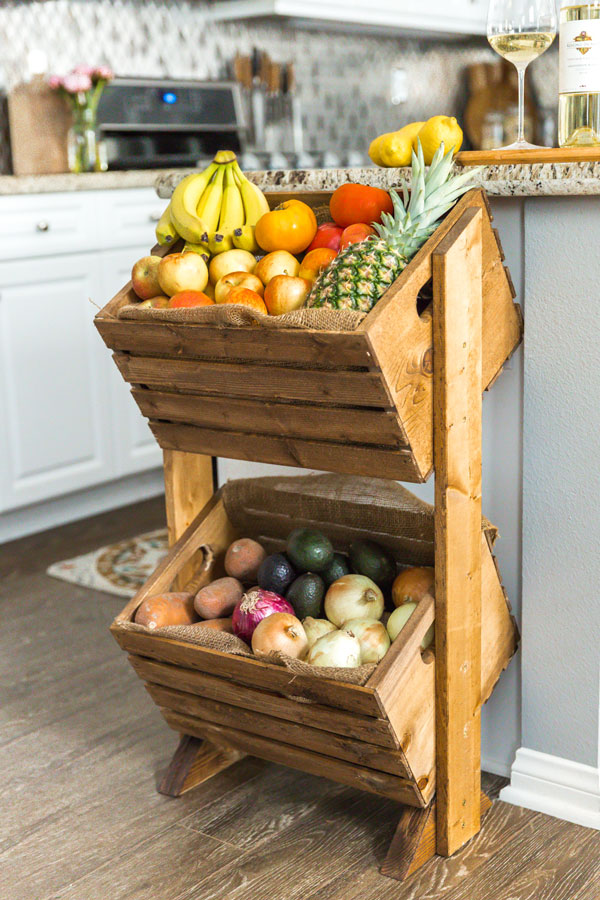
[2,499,599,900]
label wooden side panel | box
[160,708,425,807]
[158,734,244,797]
[146,682,409,777]
[433,208,483,856]
[163,449,214,588]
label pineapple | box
[308,144,480,312]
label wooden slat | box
[114,353,392,408]
[95,318,374,369]
[163,449,214,588]
[160,709,425,807]
[457,146,600,165]
[158,734,244,797]
[132,388,407,449]
[146,682,409,777]
[129,655,399,748]
[433,208,483,856]
[149,421,422,482]
[111,627,384,717]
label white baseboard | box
[0,469,165,543]
[500,747,600,830]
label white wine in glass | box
[487,0,557,149]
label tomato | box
[255,199,317,255]
[339,223,376,251]
[329,184,394,228]
[307,222,344,253]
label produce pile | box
[134,528,435,670]
[128,130,478,318]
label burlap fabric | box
[117,301,366,332]
[119,473,497,689]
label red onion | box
[232,589,294,644]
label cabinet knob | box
[148,212,162,223]
[36,221,50,232]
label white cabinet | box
[208,0,488,36]
[0,253,113,510]
[99,248,163,476]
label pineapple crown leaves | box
[371,141,483,259]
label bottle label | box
[560,19,600,94]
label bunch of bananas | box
[155,151,270,256]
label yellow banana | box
[231,162,270,253]
[169,162,219,243]
[208,163,244,255]
[214,149,237,164]
[155,202,178,245]
[232,225,260,253]
[182,242,210,265]
[196,165,225,242]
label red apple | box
[138,295,170,308]
[299,248,337,283]
[158,252,208,297]
[307,222,344,253]
[131,255,162,300]
[254,250,300,286]
[264,275,311,316]
[215,271,264,304]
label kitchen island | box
[157,160,600,830]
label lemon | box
[368,132,392,167]
[414,116,463,166]
[379,122,425,168]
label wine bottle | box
[559,1,600,146]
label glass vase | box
[67,109,107,173]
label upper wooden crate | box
[95,188,522,482]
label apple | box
[224,286,268,314]
[264,275,311,316]
[307,222,344,253]
[131,255,162,300]
[208,249,256,285]
[138,295,170,309]
[169,291,215,308]
[299,248,337,283]
[215,271,264,304]
[158,252,208,297]
[255,251,300,286]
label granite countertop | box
[155,162,600,198]
[0,169,176,195]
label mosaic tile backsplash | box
[0,0,559,174]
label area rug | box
[47,528,169,598]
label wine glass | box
[487,0,557,150]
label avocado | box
[257,553,296,595]
[349,540,397,590]
[321,552,351,586]
[286,528,334,574]
[286,573,326,619]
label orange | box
[255,199,317,255]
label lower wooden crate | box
[111,473,518,811]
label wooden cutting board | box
[457,147,600,166]
[8,78,72,176]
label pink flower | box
[73,64,95,76]
[94,65,113,81]
[47,74,63,89]
[62,72,93,93]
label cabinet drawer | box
[100,188,164,251]
[0,192,97,260]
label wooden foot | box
[158,734,245,798]
[381,790,492,882]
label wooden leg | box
[158,734,245,798]
[381,791,492,882]
[163,450,214,588]
[433,209,484,857]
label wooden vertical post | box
[433,208,483,857]
[163,450,215,585]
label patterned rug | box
[47,528,169,598]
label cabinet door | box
[99,248,163,476]
[0,254,114,511]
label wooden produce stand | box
[96,187,523,880]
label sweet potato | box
[194,577,243,619]
[191,617,233,633]
[224,538,267,583]
[134,592,197,630]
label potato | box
[134,592,197,630]
[194,577,243,619]
[224,538,267,582]
[191,617,233,633]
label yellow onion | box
[307,630,361,668]
[324,574,384,627]
[386,602,434,650]
[392,567,434,608]
[303,617,337,648]
[251,612,308,659]
[341,618,390,664]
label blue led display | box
[162,91,177,105]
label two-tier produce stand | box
[95,186,522,880]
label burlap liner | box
[117,302,366,332]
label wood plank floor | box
[2,497,599,900]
